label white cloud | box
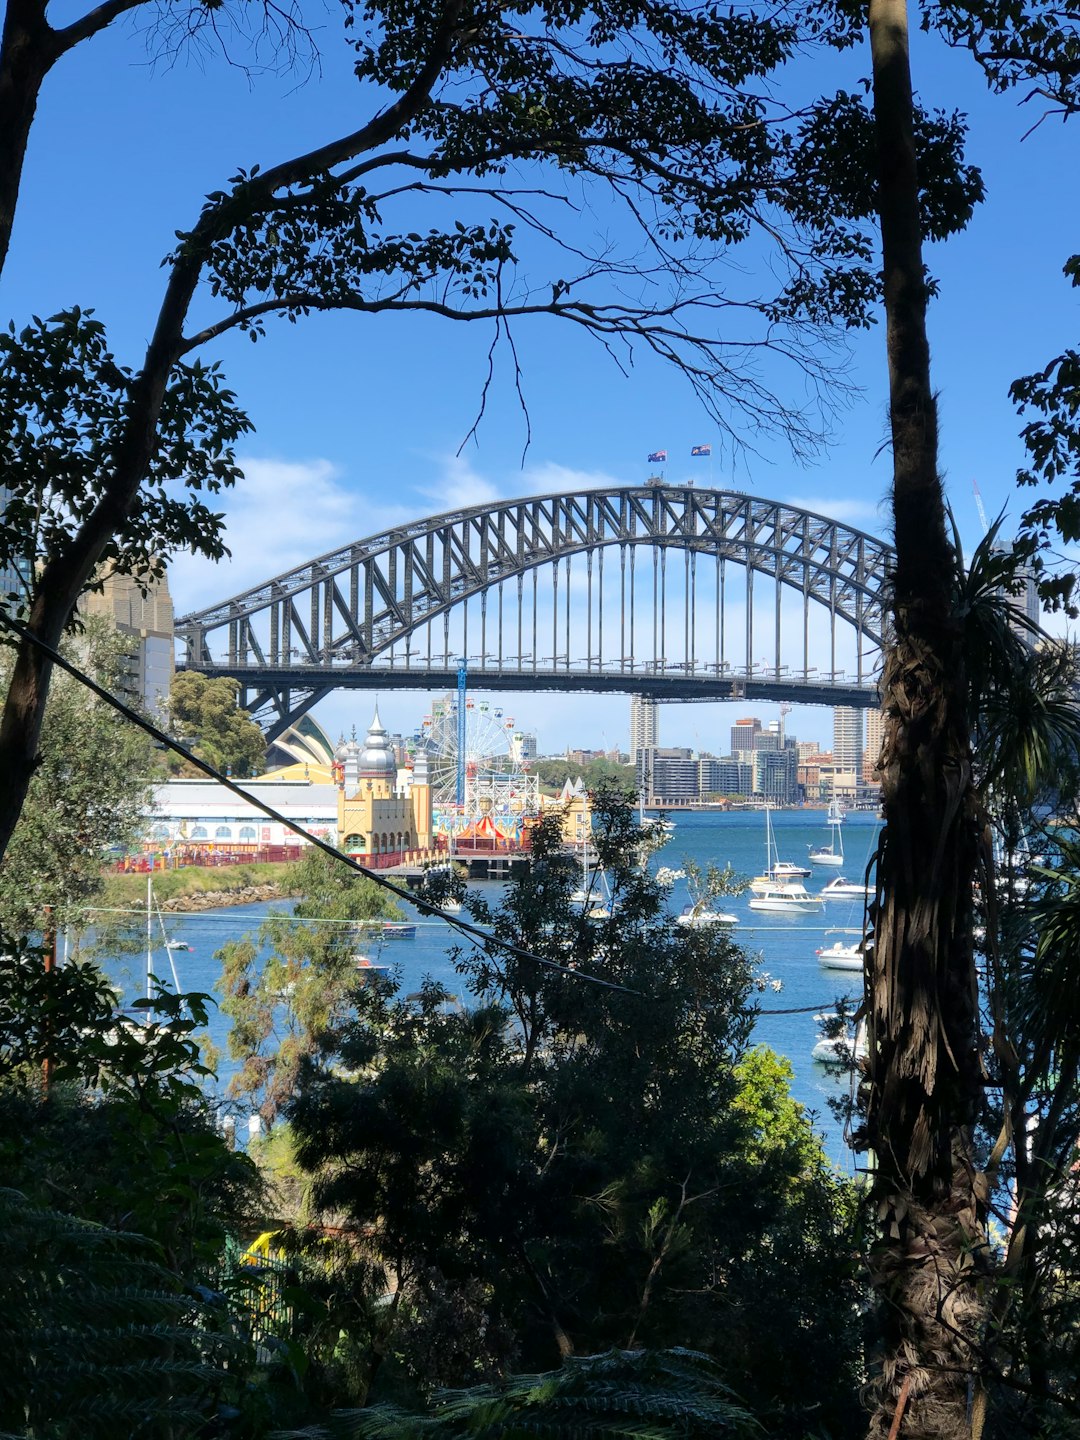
[416,453,627,515]
[416,454,503,513]
[168,456,413,616]
[785,494,886,527]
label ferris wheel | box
[418,695,517,809]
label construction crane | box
[972,479,990,537]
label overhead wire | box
[0,612,636,994]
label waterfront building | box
[636,746,699,803]
[144,777,339,862]
[266,714,336,773]
[756,746,799,805]
[338,707,436,862]
[629,695,658,762]
[700,755,753,797]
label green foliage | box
[0,308,250,597]
[284,1347,762,1440]
[0,619,154,933]
[529,758,635,796]
[0,1187,250,1440]
[283,792,864,1432]
[100,859,300,907]
[218,848,403,1122]
[168,671,268,777]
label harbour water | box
[103,807,881,1170]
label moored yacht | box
[747,880,824,915]
[821,875,873,900]
[816,930,868,970]
[808,800,845,867]
[676,902,738,928]
[748,805,812,892]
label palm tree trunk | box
[864,0,987,1435]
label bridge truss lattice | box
[176,486,894,739]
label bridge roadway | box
[184,660,879,711]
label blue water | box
[102,809,881,1170]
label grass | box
[99,862,302,908]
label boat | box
[748,805,812,892]
[808,800,845,868]
[816,930,868,970]
[637,793,675,842]
[381,923,417,939]
[747,881,824,915]
[812,1014,867,1064]
[821,875,872,900]
[675,902,738,928]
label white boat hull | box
[816,945,864,970]
[808,849,844,868]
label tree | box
[0,616,154,934]
[0,0,981,866]
[218,847,403,1123]
[168,671,268,778]
[929,1,1080,613]
[856,1,988,1434]
[284,795,865,1433]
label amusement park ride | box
[416,660,540,844]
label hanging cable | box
[0,613,636,994]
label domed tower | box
[358,705,397,797]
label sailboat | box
[748,804,811,894]
[808,800,845,868]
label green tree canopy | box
[0,618,154,934]
[168,671,267,778]
[282,793,864,1434]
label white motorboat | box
[816,931,868,970]
[676,902,738,928]
[808,800,845,868]
[821,875,872,900]
[748,881,824,915]
[812,1015,867,1064]
[749,805,812,892]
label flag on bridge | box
[648,450,667,463]
[691,444,712,458]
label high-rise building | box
[864,707,886,785]
[510,731,538,764]
[832,707,864,775]
[629,695,658,762]
[81,566,175,719]
[0,484,32,611]
[730,716,761,754]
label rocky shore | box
[157,884,290,913]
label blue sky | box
[3,5,1077,756]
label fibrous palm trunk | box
[864,0,987,1435]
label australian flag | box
[691,444,712,458]
[648,450,667,463]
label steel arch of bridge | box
[176,486,894,739]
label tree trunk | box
[0,0,54,274]
[864,0,987,1435]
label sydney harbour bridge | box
[175,485,892,740]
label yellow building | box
[337,707,437,863]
